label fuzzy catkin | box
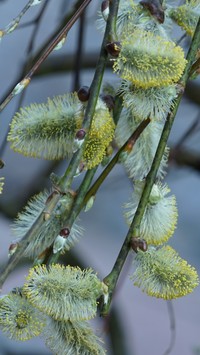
[114,29,187,89]
[124,182,178,245]
[43,318,106,355]
[11,191,76,258]
[23,264,103,321]
[8,93,83,160]
[131,246,199,299]
[0,292,46,341]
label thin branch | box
[163,301,176,355]
[101,16,200,316]
[1,0,42,36]
[73,11,86,91]
[0,0,92,112]
[0,0,49,156]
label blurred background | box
[0,1,200,354]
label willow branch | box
[0,0,92,112]
[101,17,200,316]
[0,0,120,288]
[1,0,41,36]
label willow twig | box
[0,0,92,112]
[1,0,42,36]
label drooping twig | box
[0,0,43,36]
[163,301,176,355]
[0,0,92,112]
[0,0,49,156]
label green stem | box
[58,0,121,192]
[47,168,97,265]
[101,17,200,316]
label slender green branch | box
[0,0,92,112]
[47,168,97,265]
[101,17,200,316]
[58,0,120,192]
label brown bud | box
[101,94,115,110]
[78,86,90,102]
[138,239,148,252]
[130,237,148,253]
[105,41,121,57]
[76,128,86,140]
[60,227,70,238]
[140,0,164,23]
[8,241,19,257]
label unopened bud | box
[13,78,30,96]
[43,211,51,221]
[60,227,70,237]
[84,195,95,212]
[75,162,85,176]
[76,128,86,140]
[53,234,67,254]
[101,94,115,110]
[8,241,19,257]
[78,86,90,102]
[101,0,110,21]
[138,239,148,252]
[54,36,66,51]
[73,130,86,152]
[140,0,164,23]
[105,41,121,57]
[131,237,148,253]
[6,22,18,34]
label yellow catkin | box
[114,29,187,88]
[170,2,200,37]
[132,246,199,299]
[83,103,115,169]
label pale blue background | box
[0,1,200,354]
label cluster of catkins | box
[1,0,199,354]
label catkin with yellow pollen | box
[23,264,104,321]
[8,92,83,160]
[83,100,115,169]
[114,29,187,89]
[131,246,199,299]
[169,0,200,37]
[0,291,46,341]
